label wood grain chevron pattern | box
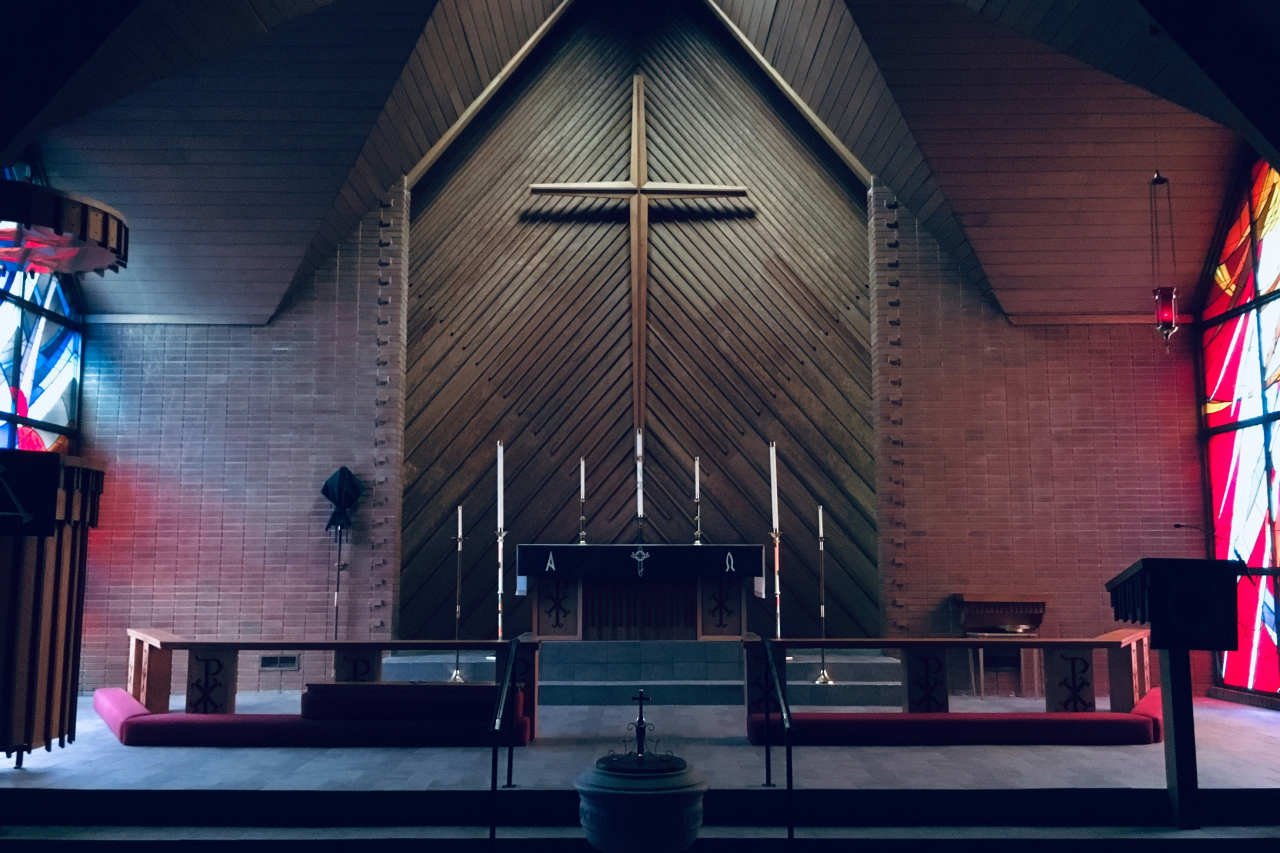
[712,0,992,300]
[402,0,877,641]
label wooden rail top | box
[743,628,1149,651]
[127,629,535,652]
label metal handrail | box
[490,637,520,840]
[763,638,794,840]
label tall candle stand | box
[815,529,832,685]
[450,526,466,683]
[771,528,781,639]
[693,456,702,545]
[579,498,587,544]
[496,528,506,641]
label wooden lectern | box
[1106,557,1244,829]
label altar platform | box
[3,692,1278,793]
[3,692,1279,844]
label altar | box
[517,544,765,640]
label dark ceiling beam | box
[2,0,341,171]
[1137,0,1280,166]
[0,0,141,161]
[950,0,1280,169]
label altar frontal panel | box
[517,544,764,579]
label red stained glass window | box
[1202,159,1280,694]
[1204,162,1279,320]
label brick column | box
[368,178,409,637]
[869,181,908,636]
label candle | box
[497,441,505,529]
[580,457,585,502]
[458,505,463,538]
[636,429,644,518]
[769,442,779,531]
[818,505,823,538]
[694,456,700,501]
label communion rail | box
[749,629,1154,835]
[746,628,1154,714]
[491,636,521,840]
[124,629,538,717]
[761,637,793,839]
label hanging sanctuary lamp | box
[1149,170,1178,341]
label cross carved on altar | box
[530,75,748,431]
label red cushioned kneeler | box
[747,704,1161,747]
[94,685,531,748]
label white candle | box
[580,458,585,502]
[818,505,823,538]
[769,442,779,531]
[636,429,644,518]
[694,456,700,501]
[458,505,463,538]
[497,441,505,529]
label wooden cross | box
[530,75,748,431]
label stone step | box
[783,658,901,683]
[538,680,744,705]
[538,640,742,666]
[784,681,903,707]
[539,640,743,682]
[382,653,496,683]
[540,660,743,682]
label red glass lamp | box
[1154,286,1177,340]
[1149,170,1178,341]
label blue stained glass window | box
[0,269,83,452]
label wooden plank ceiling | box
[28,0,561,323]
[0,0,340,169]
[18,0,1261,322]
[295,0,566,287]
[844,0,1241,319]
[952,0,1280,170]
[401,0,877,640]
[37,0,434,323]
[712,0,992,301]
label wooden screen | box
[582,577,698,641]
[0,458,103,766]
[403,0,876,641]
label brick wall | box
[78,181,409,693]
[868,183,1206,690]
[74,172,1209,697]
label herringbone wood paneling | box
[403,0,876,640]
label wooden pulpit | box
[1106,557,1245,829]
[0,452,104,767]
